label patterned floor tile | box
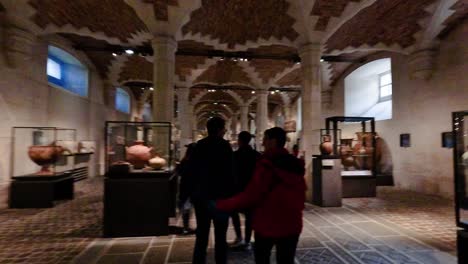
[296,248,346,264]
[320,227,371,252]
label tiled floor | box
[0,178,458,263]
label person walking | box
[216,127,306,264]
[190,117,235,264]
[230,131,260,249]
[176,143,196,235]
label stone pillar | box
[299,43,322,202]
[103,81,117,120]
[255,89,269,150]
[3,23,36,69]
[408,49,436,80]
[177,87,192,149]
[240,104,249,132]
[151,36,177,122]
[231,114,238,140]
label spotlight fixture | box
[251,91,256,94]
[295,62,301,65]
[125,49,134,55]
[275,89,280,93]
[149,87,154,91]
[213,102,218,105]
[112,52,117,57]
[219,57,225,61]
[270,91,275,94]
[320,58,325,62]
[232,58,238,62]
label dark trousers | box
[231,211,253,243]
[254,234,299,264]
[193,200,229,264]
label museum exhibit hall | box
[0,0,466,263]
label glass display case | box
[454,111,468,229]
[11,127,76,178]
[105,121,172,172]
[325,116,377,176]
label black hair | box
[206,117,225,136]
[238,131,252,145]
[264,127,286,147]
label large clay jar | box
[149,156,167,170]
[319,135,333,155]
[28,145,64,175]
[126,140,153,169]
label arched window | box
[47,46,89,97]
[345,58,392,121]
[115,88,131,114]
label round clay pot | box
[126,140,153,169]
[149,156,167,170]
[28,145,64,175]
[320,142,333,155]
[342,155,355,170]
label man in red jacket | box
[216,127,306,264]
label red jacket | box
[217,148,306,238]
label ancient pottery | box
[149,156,167,170]
[28,145,64,175]
[319,135,333,155]
[126,140,153,169]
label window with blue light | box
[116,88,131,114]
[47,46,89,97]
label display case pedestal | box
[103,170,177,237]
[9,172,74,208]
[458,230,468,264]
[342,173,376,198]
[312,155,342,207]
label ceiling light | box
[275,89,280,93]
[112,52,117,57]
[295,62,301,65]
[125,49,134,55]
[270,91,275,94]
[150,87,154,91]
[141,88,144,90]
[320,58,325,62]
[251,91,255,94]
[213,102,218,105]
[232,58,238,62]
[219,57,225,61]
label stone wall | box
[325,21,468,198]
[0,33,132,183]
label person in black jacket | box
[190,117,235,264]
[176,143,196,235]
[231,131,260,249]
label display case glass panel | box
[325,116,377,177]
[11,127,76,178]
[105,121,172,172]
[454,111,468,229]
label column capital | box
[408,48,436,80]
[151,35,177,48]
[256,89,269,96]
[298,43,321,58]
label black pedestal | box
[9,172,74,208]
[312,155,342,207]
[458,229,468,264]
[103,170,176,237]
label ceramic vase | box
[28,145,64,175]
[125,140,153,169]
[149,156,167,170]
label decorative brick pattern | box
[29,0,148,43]
[311,0,360,31]
[439,0,468,38]
[176,56,206,81]
[118,56,153,84]
[181,0,299,48]
[277,68,302,87]
[195,60,253,86]
[143,0,179,21]
[325,0,437,52]
[249,59,294,83]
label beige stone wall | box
[327,22,468,198]
[0,36,132,182]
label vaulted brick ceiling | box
[29,0,148,43]
[439,1,468,38]
[246,45,296,83]
[118,56,153,83]
[277,68,302,87]
[311,0,361,31]
[325,0,437,52]
[195,61,253,86]
[181,0,299,49]
[142,0,179,21]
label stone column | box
[255,89,269,150]
[177,87,192,148]
[240,104,249,132]
[103,81,117,120]
[3,23,36,69]
[231,114,238,140]
[408,49,436,80]
[151,36,177,122]
[299,43,322,202]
